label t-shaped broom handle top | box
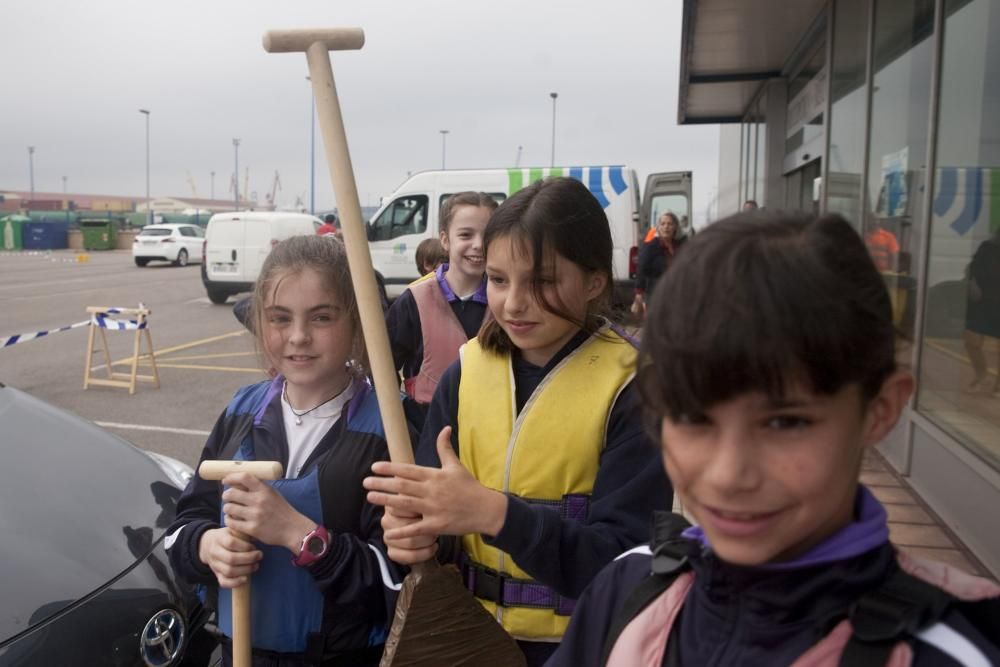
[199,460,284,481]
[262,28,365,53]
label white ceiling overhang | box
[679,0,828,123]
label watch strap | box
[291,524,329,567]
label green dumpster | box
[127,212,148,228]
[80,219,118,250]
[1,215,28,251]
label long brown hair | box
[478,177,614,355]
[250,235,367,373]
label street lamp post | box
[62,176,67,194]
[307,76,316,215]
[28,146,35,199]
[549,92,558,168]
[440,130,449,169]
[138,110,151,225]
[233,138,240,210]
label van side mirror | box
[365,220,374,241]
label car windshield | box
[140,228,172,236]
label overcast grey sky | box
[2,0,719,223]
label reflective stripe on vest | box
[217,445,325,652]
[457,327,637,640]
[404,276,469,404]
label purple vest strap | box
[461,556,578,617]
[460,493,590,616]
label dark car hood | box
[0,385,183,641]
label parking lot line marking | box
[136,361,262,374]
[145,330,248,357]
[93,330,248,371]
[95,421,212,436]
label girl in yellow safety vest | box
[365,176,673,665]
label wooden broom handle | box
[301,39,415,466]
[198,460,284,667]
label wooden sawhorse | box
[83,306,160,395]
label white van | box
[201,211,321,304]
[365,167,692,304]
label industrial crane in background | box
[265,171,282,210]
[228,169,252,206]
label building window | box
[741,120,754,205]
[826,0,869,228]
[784,43,827,213]
[917,0,1000,471]
[864,0,935,366]
[753,93,767,207]
[738,90,768,210]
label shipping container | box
[27,210,79,226]
[25,199,63,211]
[87,198,135,212]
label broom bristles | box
[380,563,527,667]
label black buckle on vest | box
[847,571,952,643]
[473,566,505,606]
[651,539,689,576]
[848,590,914,643]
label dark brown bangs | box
[638,212,897,419]
[478,177,615,354]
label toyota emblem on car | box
[140,609,185,666]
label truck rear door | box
[205,216,246,281]
[642,172,694,241]
[244,220,272,283]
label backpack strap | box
[953,595,1000,643]
[839,567,954,666]
[599,512,693,667]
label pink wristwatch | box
[291,525,330,567]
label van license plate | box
[212,263,237,273]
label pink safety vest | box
[606,550,1000,667]
[403,276,472,404]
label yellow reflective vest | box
[457,326,637,641]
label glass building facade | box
[714,0,1000,574]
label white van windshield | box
[369,195,429,241]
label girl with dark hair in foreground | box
[547,211,1000,666]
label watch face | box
[305,535,325,556]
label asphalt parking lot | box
[1,249,267,468]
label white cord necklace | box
[282,381,347,425]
